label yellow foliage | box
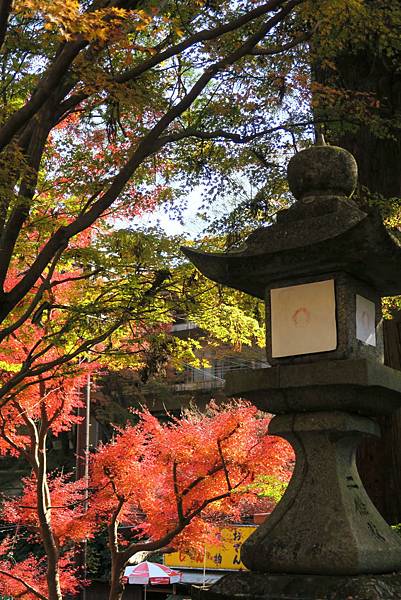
[13,1,154,42]
[0,360,21,373]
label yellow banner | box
[164,525,256,571]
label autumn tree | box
[0,475,90,599]
[0,10,306,555]
[87,401,293,600]
[0,363,93,599]
[0,400,292,600]
[0,7,306,584]
[0,249,180,600]
[0,225,269,600]
[0,0,308,400]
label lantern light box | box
[268,276,382,363]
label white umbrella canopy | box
[123,561,182,585]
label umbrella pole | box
[144,584,147,600]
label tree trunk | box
[337,51,401,525]
[38,472,63,600]
[36,413,63,600]
[108,554,126,600]
[316,28,401,523]
[355,320,401,524]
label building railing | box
[171,358,269,392]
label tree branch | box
[119,489,235,564]
[0,39,88,152]
[0,569,48,600]
[0,413,30,462]
[0,0,137,150]
[54,1,295,126]
[115,0,291,84]
[250,30,312,56]
[0,118,51,289]
[217,438,232,492]
[0,310,130,406]
[158,123,293,145]
[0,0,12,53]
[173,461,184,523]
[107,486,125,560]
[0,249,63,345]
[181,463,223,498]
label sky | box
[134,186,206,238]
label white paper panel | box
[271,280,337,358]
[356,294,376,346]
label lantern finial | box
[287,139,357,201]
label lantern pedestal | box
[242,411,401,575]
[192,571,401,600]
[193,406,401,599]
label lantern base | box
[192,571,401,600]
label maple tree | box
[0,476,89,600]
[0,7,305,592]
[0,338,93,599]
[0,221,267,440]
[0,0,306,342]
[0,222,268,600]
[87,401,293,600]
[0,397,292,600]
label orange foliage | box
[0,538,82,599]
[89,401,293,555]
[2,473,94,545]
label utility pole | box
[77,373,91,600]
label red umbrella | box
[123,561,182,585]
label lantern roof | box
[182,139,401,298]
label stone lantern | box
[183,139,401,599]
